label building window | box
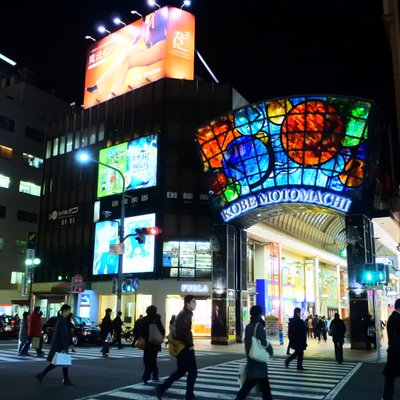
[0,115,15,132]
[14,240,26,254]
[19,181,41,196]
[0,238,4,250]
[66,133,73,152]
[11,271,24,284]
[52,137,59,156]
[0,145,12,159]
[163,241,212,279]
[17,210,38,223]
[45,140,52,159]
[25,126,44,143]
[0,174,10,189]
[0,205,5,218]
[59,135,66,155]
[22,153,43,168]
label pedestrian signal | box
[122,278,134,294]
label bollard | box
[279,324,284,345]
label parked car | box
[42,315,101,346]
[0,315,18,338]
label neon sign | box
[221,187,351,222]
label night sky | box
[0,0,395,124]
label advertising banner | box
[83,6,195,109]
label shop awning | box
[11,300,29,305]
[52,282,71,293]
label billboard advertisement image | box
[84,6,195,109]
[93,213,156,275]
[97,134,158,198]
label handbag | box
[136,336,146,350]
[149,323,164,345]
[167,334,185,357]
[238,363,260,393]
[249,322,270,363]
[32,337,40,350]
[105,332,113,343]
[52,352,72,366]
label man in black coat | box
[285,307,308,370]
[329,312,346,363]
[112,311,123,349]
[382,298,400,400]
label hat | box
[395,299,400,309]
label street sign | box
[132,278,140,290]
[21,277,28,296]
[26,249,35,259]
[109,243,125,254]
[71,286,84,293]
[71,274,84,293]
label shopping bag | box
[167,334,185,357]
[238,364,260,394]
[105,333,113,343]
[249,322,270,363]
[52,352,72,366]
[149,323,164,345]
[32,337,41,350]
[136,336,146,350]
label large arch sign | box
[194,95,381,222]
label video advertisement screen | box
[83,6,195,109]
[93,213,156,275]
[97,134,158,198]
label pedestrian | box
[286,320,292,355]
[312,314,318,339]
[169,314,176,335]
[235,305,273,400]
[25,306,45,357]
[140,305,165,384]
[363,313,377,349]
[18,311,30,356]
[68,313,76,353]
[112,311,123,349]
[100,308,113,357]
[155,295,197,400]
[285,307,308,370]
[35,304,73,385]
[329,312,346,364]
[132,314,143,347]
[382,298,400,400]
[307,315,313,338]
[318,316,327,342]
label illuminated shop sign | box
[221,187,352,222]
[180,283,210,293]
[195,95,376,222]
[83,7,195,109]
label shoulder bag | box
[32,337,41,350]
[167,334,185,357]
[249,322,270,363]
[149,323,164,345]
[136,336,146,350]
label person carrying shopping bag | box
[35,304,73,385]
[100,308,113,357]
[235,305,273,400]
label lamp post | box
[25,257,41,313]
[76,151,126,314]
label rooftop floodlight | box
[97,25,111,35]
[76,150,91,164]
[113,17,126,26]
[147,0,161,9]
[84,35,97,42]
[181,0,191,9]
[0,52,17,66]
[130,10,143,18]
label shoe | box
[86,84,98,93]
[102,353,108,357]
[153,378,160,382]
[155,387,163,400]
[62,379,74,386]
[143,380,148,385]
[36,373,44,384]
[285,359,289,368]
[286,352,292,355]
[297,367,306,370]
[71,348,76,353]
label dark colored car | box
[42,315,101,346]
[0,315,18,338]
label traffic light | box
[376,263,390,285]
[356,264,378,286]
[134,227,162,244]
[122,278,134,294]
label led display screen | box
[93,213,156,275]
[195,96,374,220]
[97,134,158,198]
[83,6,195,109]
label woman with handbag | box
[35,304,73,385]
[100,308,113,357]
[235,305,273,400]
[139,305,165,384]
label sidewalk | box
[194,336,388,364]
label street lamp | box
[148,0,161,9]
[76,150,126,314]
[25,257,41,312]
[113,17,126,27]
[97,25,112,35]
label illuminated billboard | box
[97,134,158,198]
[195,96,379,222]
[84,6,195,109]
[93,213,156,275]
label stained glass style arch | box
[195,95,380,223]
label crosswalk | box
[74,358,361,400]
[0,346,221,363]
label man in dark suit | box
[285,307,308,370]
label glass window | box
[98,122,105,141]
[19,181,41,196]
[25,126,44,142]
[0,206,5,218]
[0,237,4,249]
[66,133,73,152]
[0,145,12,159]
[59,135,66,155]
[0,174,10,188]
[11,271,24,284]
[0,115,15,132]
[45,140,52,159]
[14,240,26,254]
[52,137,59,156]
[17,210,38,223]
[22,153,43,168]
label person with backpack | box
[139,305,165,384]
[285,307,308,370]
[155,295,197,400]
